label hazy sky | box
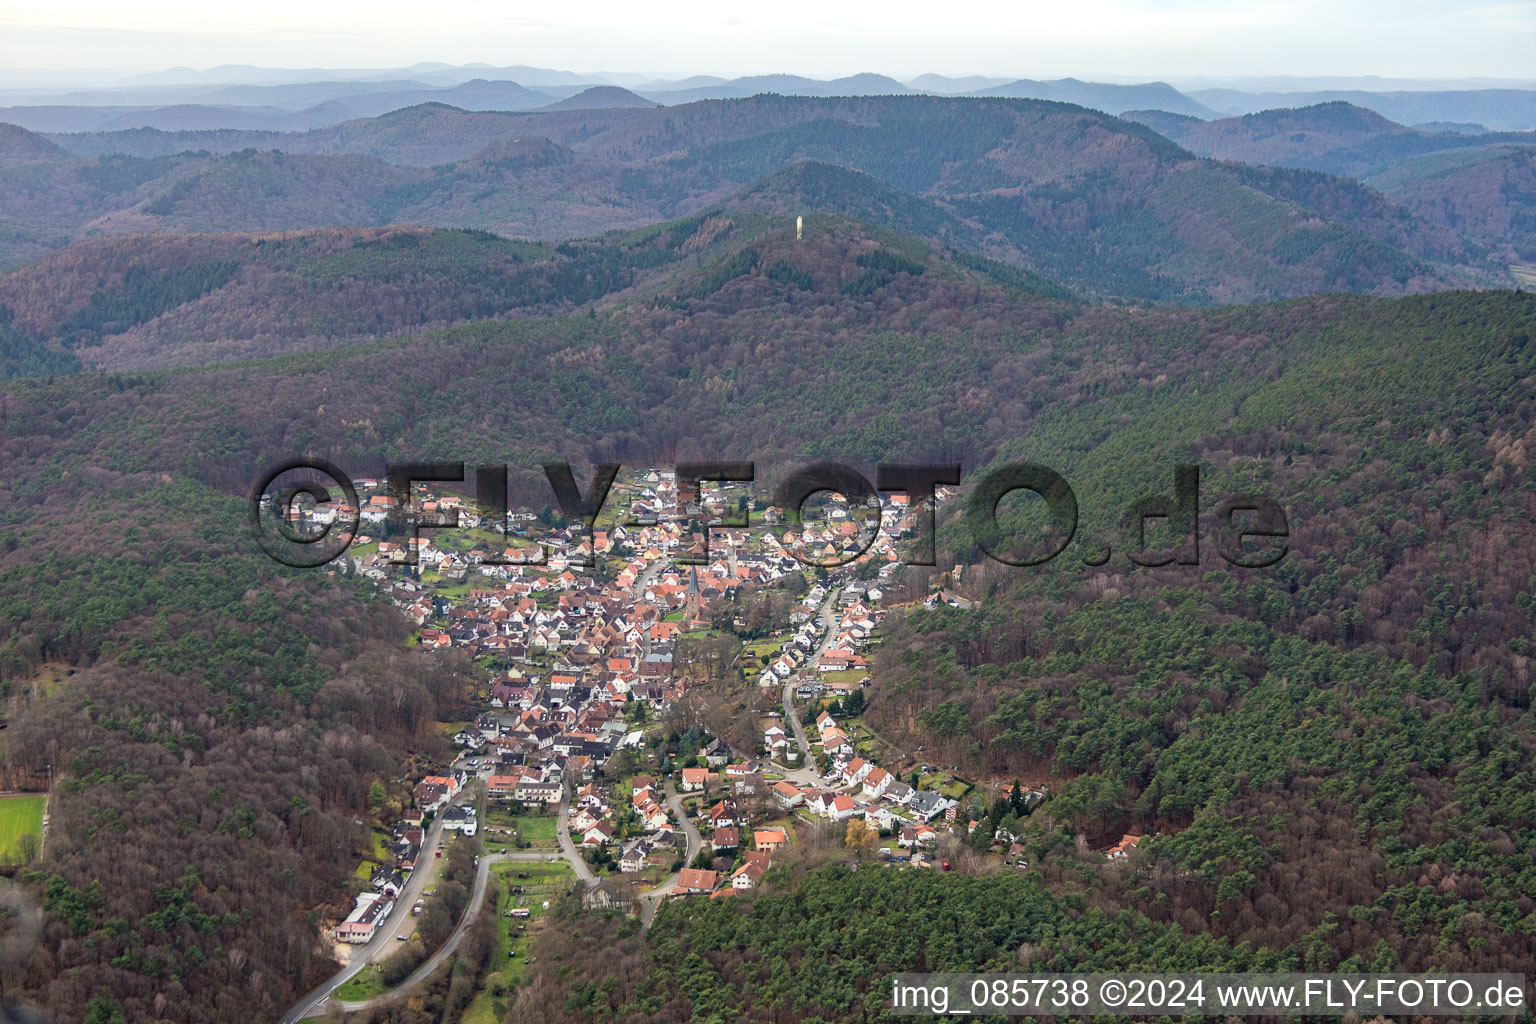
[1,0,1533,82]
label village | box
[293,467,1135,978]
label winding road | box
[280,809,453,1024]
[281,793,596,1022]
[638,781,703,929]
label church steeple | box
[685,566,702,618]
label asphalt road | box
[280,808,451,1024]
[638,780,704,929]
[556,791,598,885]
[321,848,561,1017]
[281,793,596,1022]
[632,558,664,600]
[774,586,843,786]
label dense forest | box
[0,209,1533,1020]
[0,215,773,371]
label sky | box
[0,0,1533,84]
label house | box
[898,824,939,848]
[336,892,392,944]
[441,804,478,837]
[753,829,789,853]
[707,800,738,829]
[907,789,954,822]
[699,738,731,766]
[763,725,788,751]
[711,827,741,851]
[821,729,854,756]
[581,821,617,847]
[453,725,487,750]
[828,795,858,821]
[487,774,521,799]
[413,774,458,811]
[515,780,562,805]
[392,835,421,870]
[861,767,894,799]
[840,758,875,787]
[635,800,672,831]
[678,768,717,792]
[619,840,650,873]
[1106,834,1142,861]
[676,868,720,894]
[729,851,771,889]
[772,780,804,808]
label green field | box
[483,809,559,851]
[462,860,575,1023]
[0,795,44,864]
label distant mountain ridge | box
[0,93,1522,299]
[541,86,657,110]
[1187,87,1536,131]
[970,78,1217,117]
[1122,101,1536,179]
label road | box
[774,586,843,786]
[631,558,664,600]
[283,792,596,1022]
[318,848,569,1017]
[556,791,598,886]
[638,781,704,929]
[281,808,452,1024]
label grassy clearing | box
[510,814,558,843]
[0,795,45,864]
[483,808,559,850]
[334,964,388,1002]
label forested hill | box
[0,213,1534,1020]
[1123,100,1536,178]
[0,216,774,372]
[3,93,1530,301]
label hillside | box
[1187,87,1536,132]
[0,123,69,167]
[1367,145,1536,262]
[6,95,1517,302]
[1124,100,1536,178]
[541,86,656,110]
[0,185,1479,378]
[0,216,777,371]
